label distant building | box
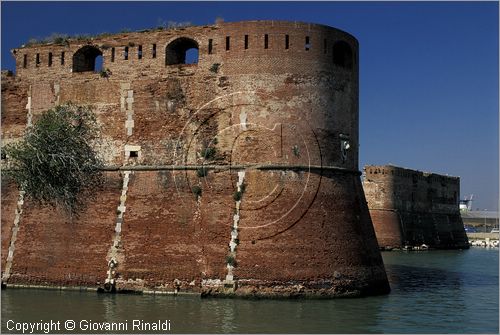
[461,211,499,232]
[363,165,469,249]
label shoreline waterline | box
[2,248,498,333]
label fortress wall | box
[219,72,357,169]
[367,210,402,248]
[8,72,355,168]
[118,170,233,291]
[1,178,18,271]
[235,170,386,291]
[1,72,28,143]
[6,172,122,287]
[363,165,468,249]
[1,168,388,296]
[3,74,354,168]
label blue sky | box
[1,1,498,210]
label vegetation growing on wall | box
[233,182,246,201]
[22,20,193,48]
[200,137,218,161]
[191,185,202,200]
[197,167,208,177]
[99,68,112,78]
[200,147,217,160]
[226,255,237,267]
[4,104,103,216]
[156,19,193,30]
[209,63,220,73]
[24,33,70,47]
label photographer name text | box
[6,319,171,333]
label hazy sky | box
[2,1,498,210]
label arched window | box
[165,37,199,65]
[72,46,103,72]
[332,41,353,69]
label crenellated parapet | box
[13,21,357,78]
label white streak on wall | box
[104,170,131,287]
[120,83,134,136]
[25,86,32,127]
[2,192,25,282]
[225,170,246,286]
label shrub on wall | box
[226,255,237,267]
[192,185,202,199]
[4,104,103,216]
[197,167,208,177]
[209,63,220,73]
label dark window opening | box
[324,39,327,54]
[138,45,143,59]
[305,36,311,51]
[72,46,103,72]
[48,52,53,67]
[61,52,65,65]
[226,36,230,51]
[23,54,27,68]
[111,47,115,62]
[124,46,129,60]
[333,41,353,69]
[165,37,199,65]
[36,53,40,66]
[264,34,268,49]
[285,35,289,49]
[244,35,249,49]
[208,39,213,54]
[152,44,157,58]
[129,151,138,158]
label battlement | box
[364,164,460,185]
[363,164,461,212]
[11,20,358,79]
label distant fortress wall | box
[363,165,469,249]
[1,20,390,297]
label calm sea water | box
[1,248,498,333]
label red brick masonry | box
[1,21,390,297]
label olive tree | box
[4,104,104,216]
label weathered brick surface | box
[363,165,469,249]
[1,21,389,297]
[1,71,28,144]
[7,172,121,286]
[236,170,384,281]
[1,177,18,271]
[114,170,234,291]
[367,210,402,247]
